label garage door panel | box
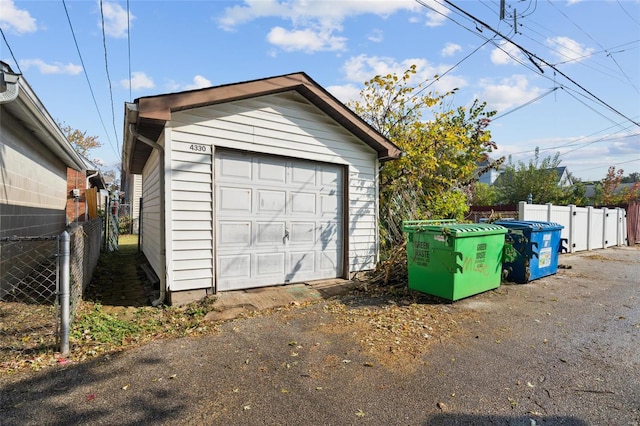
[320,250,340,271]
[219,187,252,212]
[256,253,286,276]
[289,222,315,244]
[291,164,317,187]
[257,159,286,183]
[320,195,339,214]
[218,254,251,279]
[291,193,316,214]
[256,222,286,244]
[218,153,252,180]
[321,169,340,186]
[289,251,315,274]
[218,221,251,246]
[258,190,286,213]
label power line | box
[573,158,640,174]
[62,0,119,160]
[0,26,23,74]
[99,0,120,155]
[616,0,640,27]
[127,0,132,102]
[492,86,559,121]
[436,0,640,128]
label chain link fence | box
[0,235,60,360]
[0,219,103,362]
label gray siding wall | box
[0,109,68,238]
[168,91,379,292]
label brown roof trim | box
[133,72,401,160]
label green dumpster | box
[402,220,508,301]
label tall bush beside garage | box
[349,66,502,250]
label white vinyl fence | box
[518,201,627,253]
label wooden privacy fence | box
[518,201,628,253]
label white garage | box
[123,73,401,305]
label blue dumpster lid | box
[494,220,564,231]
[402,221,507,236]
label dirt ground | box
[0,246,638,425]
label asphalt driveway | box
[1,246,638,425]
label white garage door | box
[215,150,343,291]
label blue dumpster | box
[494,220,567,283]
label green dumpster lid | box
[402,220,507,236]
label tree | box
[495,149,572,205]
[594,166,640,205]
[349,66,501,247]
[621,172,640,183]
[471,182,499,206]
[60,124,101,158]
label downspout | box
[128,124,167,306]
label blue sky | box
[1,0,639,181]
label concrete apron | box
[205,279,355,321]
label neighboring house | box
[123,72,401,305]
[0,61,86,238]
[476,155,503,185]
[554,166,573,187]
[121,173,142,233]
[66,156,106,224]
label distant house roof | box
[0,61,85,171]
[123,72,402,175]
[585,182,640,199]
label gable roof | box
[1,61,85,171]
[123,72,401,174]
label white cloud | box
[326,83,362,105]
[19,59,82,75]
[166,75,213,92]
[216,0,418,52]
[100,1,134,38]
[340,54,467,94]
[0,0,37,34]
[546,36,594,63]
[420,0,450,27]
[475,74,542,112]
[183,75,212,90]
[367,29,383,43]
[121,71,154,90]
[441,42,461,57]
[490,41,525,65]
[267,26,346,52]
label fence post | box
[569,204,576,254]
[518,201,526,220]
[546,203,553,222]
[587,206,593,251]
[602,207,609,247]
[59,230,70,356]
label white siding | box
[168,91,379,291]
[141,147,162,279]
[169,136,214,292]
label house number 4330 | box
[189,144,207,152]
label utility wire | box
[436,0,640,128]
[0,26,23,74]
[62,0,119,160]
[127,0,132,102]
[573,158,640,173]
[99,0,120,156]
[492,86,559,121]
[545,0,640,95]
[616,0,640,27]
